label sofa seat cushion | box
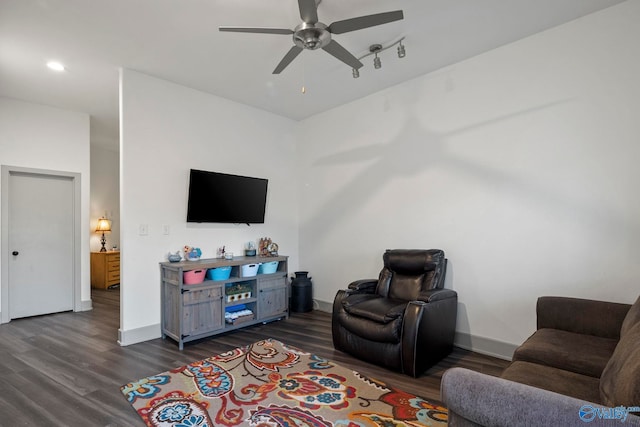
[501,361,602,404]
[512,328,618,378]
[600,322,640,407]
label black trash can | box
[290,271,313,313]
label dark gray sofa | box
[441,296,640,426]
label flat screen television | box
[186,169,268,224]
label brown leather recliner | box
[332,249,457,377]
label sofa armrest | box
[441,368,640,427]
[537,296,630,339]
[347,279,378,293]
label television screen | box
[186,169,268,224]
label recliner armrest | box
[348,279,378,294]
[417,288,457,303]
[537,296,630,339]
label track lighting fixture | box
[351,37,406,78]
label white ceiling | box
[0,0,625,149]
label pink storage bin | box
[183,269,206,285]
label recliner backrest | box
[376,249,446,300]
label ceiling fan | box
[219,0,404,74]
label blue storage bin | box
[206,266,232,281]
[258,261,279,274]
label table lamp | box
[95,217,111,252]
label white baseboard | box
[314,299,516,360]
[454,332,516,361]
[1,302,93,322]
[118,323,161,346]
[315,299,332,313]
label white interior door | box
[8,171,74,319]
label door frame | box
[1,165,82,323]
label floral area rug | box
[121,338,447,427]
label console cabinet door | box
[182,286,223,337]
[258,276,288,319]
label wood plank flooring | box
[0,288,509,426]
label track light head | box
[352,68,360,78]
[374,54,381,69]
[397,42,406,58]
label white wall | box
[0,97,92,311]
[119,70,299,344]
[297,1,640,356]
[90,145,120,251]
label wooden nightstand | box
[91,251,120,289]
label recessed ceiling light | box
[46,61,65,71]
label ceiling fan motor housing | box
[293,22,331,50]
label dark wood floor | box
[0,288,509,426]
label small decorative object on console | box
[259,237,279,256]
[259,237,271,257]
[183,245,202,261]
[217,246,226,258]
[268,242,279,256]
[167,251,182,262]
[245,241,257,256]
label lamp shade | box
[95,217,111,233]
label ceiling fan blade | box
[273,46,304,74]
[322,40,363,70]
[298,0,319,24]
[328,10,404,34]
[219,27,293,35]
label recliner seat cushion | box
[501,361,602,404]
[513,328,618,378]
[338,295,406,343]
[342,295,406,324]
[336,311,403,343]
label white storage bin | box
[241,263,259,277]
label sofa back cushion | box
[600,322,640,407]
[620,296,640,337]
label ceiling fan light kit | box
[219,0,404,75]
